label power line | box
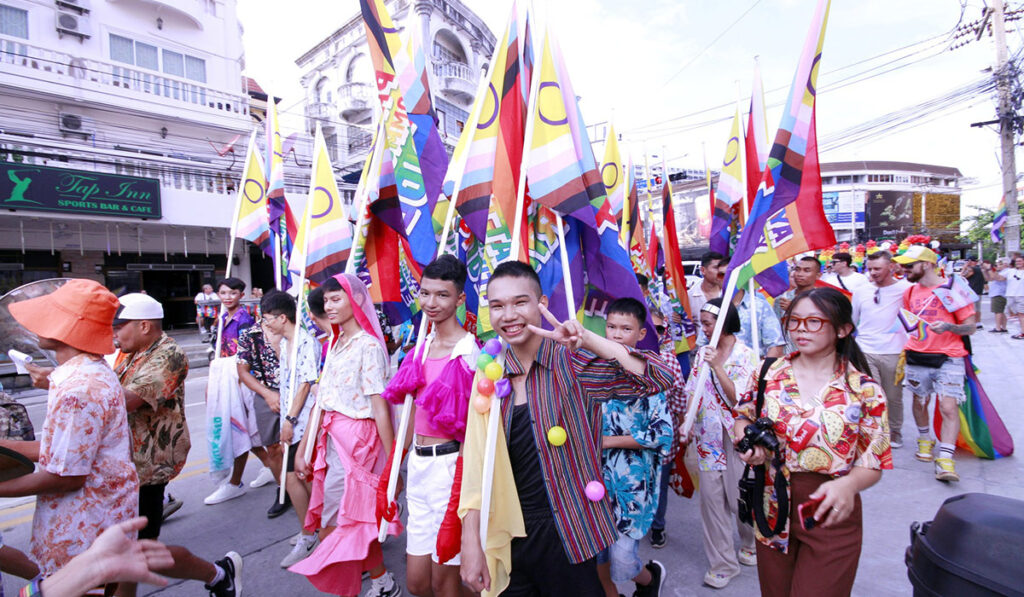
[660,0,764,88]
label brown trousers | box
[755,473,863,597]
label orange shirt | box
[902,284,974,357]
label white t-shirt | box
[822,271,870,294]
[1004,268,1024,297]
[194,291,216,303]
[851,279,912,354]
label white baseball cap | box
[112,293,164,325]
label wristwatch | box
[285,415,299,425]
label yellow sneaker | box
[915,438,935,462]
[935,458,960,482]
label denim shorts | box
[905,357,966,404]
[596,533,643,582]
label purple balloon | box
[494,378,511,398]
[483,338,502,356]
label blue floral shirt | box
[601,392,673,539]
[737,291,786,358]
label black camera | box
[736,417,780,455]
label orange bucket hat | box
[9,279,118,355]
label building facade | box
[295,0,495,198]
[0,0,262,325]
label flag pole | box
[734,84,761,360]
[376,19,506,546]
[214,129,259,360]
[479,8,543,553]
[279,125,320,505]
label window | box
[162,49,184,77]
[109,34,206,82]
[0,4,28,39]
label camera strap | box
[749,357,788,537]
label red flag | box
[660,183,697,351]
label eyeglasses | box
[786,316,829,333]
[655,325,667,334]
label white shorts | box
[406,449,460,564]
[1007,296,1024,315]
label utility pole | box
[994,1,1021,254]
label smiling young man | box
[459,261,675,597]
[381,255,479,597]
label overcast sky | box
[237,0,1014,217]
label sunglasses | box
[655,325,667,334]
[786,316,829,333]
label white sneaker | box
[281,534,320,568]
[289,532,302,546]
[363,571,401,597]
[249,466,276,488]
[204,482,246,505]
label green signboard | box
[0,162,161,219]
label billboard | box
[823,191,865,229]
[867,190,914,238]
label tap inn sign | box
[0,163,161,219]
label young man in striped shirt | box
[460,261,675,596]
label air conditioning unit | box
[55,9,91,39]
[55,0,90,13]
[58,112,96,138]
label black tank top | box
[508,402,551,514]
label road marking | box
[2,512,33,530]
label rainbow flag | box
[660,181,697,352]
[264,96,298,289]
[621,158,651,279]
[233,131,271,254]
[360,0,444,268]
[897,308,929,341]
[726,0,835,297]
[445,1,529,250]
[710,108,744,255]
[289,125,352,286]
[934,357,1014,459]
[991,196,1007,242]
[744,61,770,221]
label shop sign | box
[0,163,161,219]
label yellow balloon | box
[484,361,504,381]
[547,426,567,447]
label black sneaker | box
[267,493,291,519]
[649,528,666,549]
[632,560,665,597]
[206,551,242,597]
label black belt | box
[414,440,459,457]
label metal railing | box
[0,36,248,117]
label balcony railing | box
[339,82,373,121]
[432,60,475,102]
[0,36,248,118]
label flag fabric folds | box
[934,357,1014,459]
[726,0,835,297]
[710,109,744,255]
[290,125,353,286]
[622,162,651,280]
[659,182,697,352]
[446,1,529,250]
[360,0,445,268]
[234,132,272,255]
[601,125,627,225]
[991,196,1007,242]
[745,61,770,221]
[265,97,298,289]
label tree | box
[956,203,1024,260]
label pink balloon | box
[584,480,605,502]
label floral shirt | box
[34,355,139,575]
[736,292,786,358]
[115,334,191,486]
[683,342,756,472]
[318,331,389,419]
[237,325,280,390]
[278,327,321,444]
[733,356,893,552]
[601,392,673,540]
[216,308,255,358]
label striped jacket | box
[501,339,675,563]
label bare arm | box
[0,470,86,497]
[602,435,644,449]
[124,388,146,413]
[0,440,39,462]
[370,394,395,460]
[237,363,280,411]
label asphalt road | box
[2,300,1023,596]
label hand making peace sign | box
[527,303,588,350]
